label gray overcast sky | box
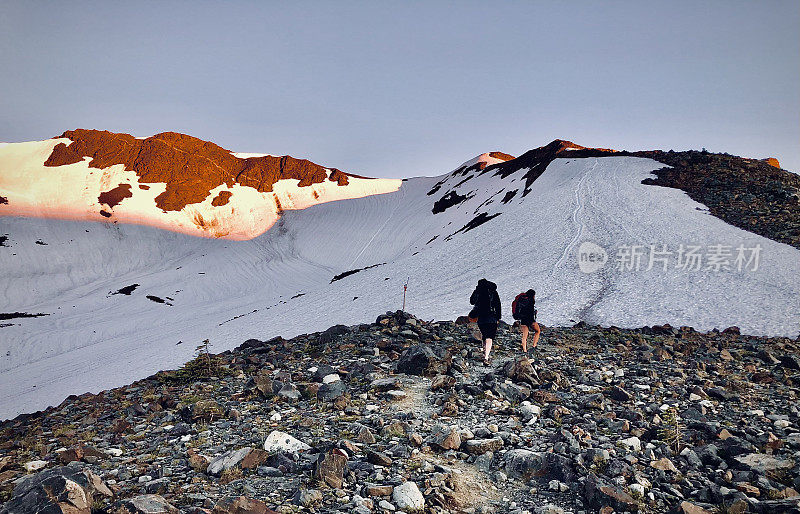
[1,1,798,176]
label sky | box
[1,1,798,177]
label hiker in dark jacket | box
[469,278,502,365]
[512,289,540,353]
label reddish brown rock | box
[488,151,515,161]
[239,449,269,470]
[211,191,233,207]
[45,129,353,212]
[98,184,133,208]
[312,449,348,488]
[57,444,106,464]
[677,502,713,514]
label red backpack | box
[512,292,533,320]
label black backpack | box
[512,293,532,320]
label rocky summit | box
[1,311,799,514]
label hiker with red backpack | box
[469,278,502,365]
[512,289,540,353]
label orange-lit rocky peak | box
[539,139,619,154]
[764,157,781,168]
[488,151,515,161]
[44,129,354,211]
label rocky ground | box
[1,311,799,514]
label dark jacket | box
[470,279,501,324]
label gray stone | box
[317,379,347,401]
[207,447,252,476]
[292,488,323,507]
[396,345,444,376]
[733,453,794,474]
[112,494,178,514]
[464,437,504,455]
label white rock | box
[24,460,48,472]
[520,403,541,421]
[392,481,424,512]
[619,436,642,452]
[322,373,340,384]
[104,448,123,457]
[379,499,396,511]
[263,431,310,453]
[630,483,646,497]
[535,505,565,514]
[774,419,790,429]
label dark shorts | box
[478,322,498,341]
[521,317,537,329]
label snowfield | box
[1,154,799,419]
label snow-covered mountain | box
[1,131,799,420]
[0,129,401,240]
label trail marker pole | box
[402,277,409,312]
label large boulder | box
[1,466,112,514]
[392,481,425,512]
[396,345,445,376]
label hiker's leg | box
[531,322,541,348]
[484,338,493,361]
[521,324,529,352]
